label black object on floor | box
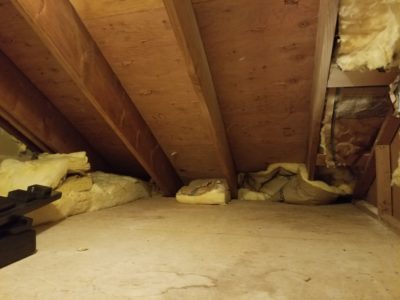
[0,185,61,268]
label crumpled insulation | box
[238,163,353,205]
[337,0,400,71]
[176,179,230,205]
[390,75,400,114]
[0,152,150,225]
[320,88,391,167]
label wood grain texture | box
[11,0,181,195]
[193,0,319,172]
[366,179,377,206]
[328,64,400,88]
[354,114,400,199]
[0,50,107,169]
[0,0,147,177]
[69,0,224,182]
[306,0,339,179]
[390,130,400,221]
[375,145,392,216]
[163,0,237,195]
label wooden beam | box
[11,0,181,195]
[328,64,399,88]
[354,113,400,199]
[306,0,339,179]
[0,50,107,169]
[163,0,237,196]
[375,145,393,216]
[316,153,370,168]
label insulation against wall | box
[28,172,150,226]
[0,152,150,225]
[337,0,400,71]
[238,163,353,205]
[320,88,391,167]
[176,179,230,205]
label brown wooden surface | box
[366,180,378,206]
[353,114,400,199]
[375,145,392,216]
[11,0,181,195]
[316,153,370,168]
[69,0,224,182]
[163,0,237,195]
[0,50,107,169]
[306,0,339,179]
[0,0,147,178]
[328,64,399,88]
[193,0,319,172]
[390,130,400,220]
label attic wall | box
[193,0,319,171]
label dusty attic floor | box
[1,197,400,300]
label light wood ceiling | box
[0,0,322,195]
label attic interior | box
[1,0,400,298]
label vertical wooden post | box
[375,145,393,216]
[306,0,339,179]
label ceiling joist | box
[328,64,400,88]
[0,50,107,169]
[11,0,181,195]
[163,0,237,195]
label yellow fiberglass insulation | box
[176,179,230,205]
[337,0,400,71]
[0,152,150,226]
[28,172,150,226]
[238,163,353,205]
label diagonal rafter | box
[0,50,107,169]
[11,0,181,195]
[163,0,237,196]
[306,0,339,179]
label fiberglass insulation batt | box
[238,163,353,205]
[0,152,150,225]
[337,0,400,71]
[176,179,230,205]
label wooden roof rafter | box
[163,0,237,195]
[0,50,107,169]
[11,0,181,195]
[306,0,339,179]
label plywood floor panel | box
[1,198,399,299]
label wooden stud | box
[328,64,399,88]
[316,153,370,168]
[163,0,237,196]
[375,145,393,216]
[0,50,107,169]
[354,114,400,199]
[11,0,181,195]
[306,0,339,179]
